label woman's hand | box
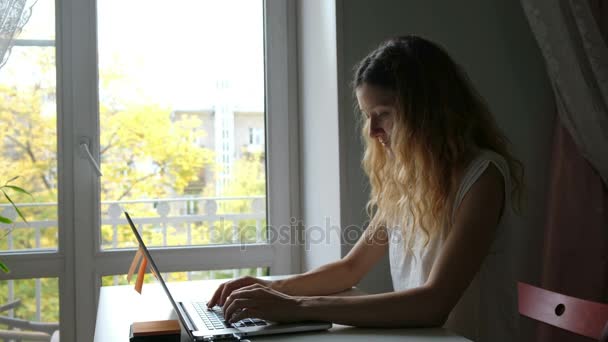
[207,276,273,308]
[222,283,306,324]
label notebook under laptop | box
[125,211,332,341]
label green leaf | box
[5,176,19,184]
[2,191,28,224]
[0,215,11,224]
[3,185,33,197]
[0,261,9,274]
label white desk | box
[94,277,470,341]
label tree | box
[0,48,58,256]
[0,48,268,324]
[0,50,215,323]
[100,103,214,202]
[213,152,266,244]
[0,49,215,209]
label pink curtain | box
[538,122,608,341]
[520,0,607,339]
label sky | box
[4,0,265,112]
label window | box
[0,1,298,340]
[97,0,266,249]
[249,127,264,146]
[0,0,60,336]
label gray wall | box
[299,3,554,337]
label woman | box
[207,35,524,341]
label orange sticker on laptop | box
[135,257,148,294]
[127,248,143,284]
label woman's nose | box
[369,118,383,138]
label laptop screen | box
[124,211,193,333]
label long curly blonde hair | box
[354,36,524,243]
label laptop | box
[124,211,332,341]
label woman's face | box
[356,83,398,149]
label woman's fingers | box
[218,278,247,306]
[221,286,300,324]
[238,283,265,293]
[224,298,253,322]
[223,287,264,309]
[218,276,260,306]
[223,287,268,320]
[218,281,236,307]
[206,283,225,308]
[229,308,263,324]
[207,277,269,309]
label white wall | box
[297,0,343,270]
[298,3,555,331]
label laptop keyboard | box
[194,302,269,330]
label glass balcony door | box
[1,0,298,340]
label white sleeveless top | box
[388,150,519,341]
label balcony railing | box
[1,195,267,248]
[0,196,267,332]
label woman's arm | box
[225,165,505,327]
[272,226,389,296]
[300,165,505,326]
[208,225,388,307]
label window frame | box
[0,0,300,340]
